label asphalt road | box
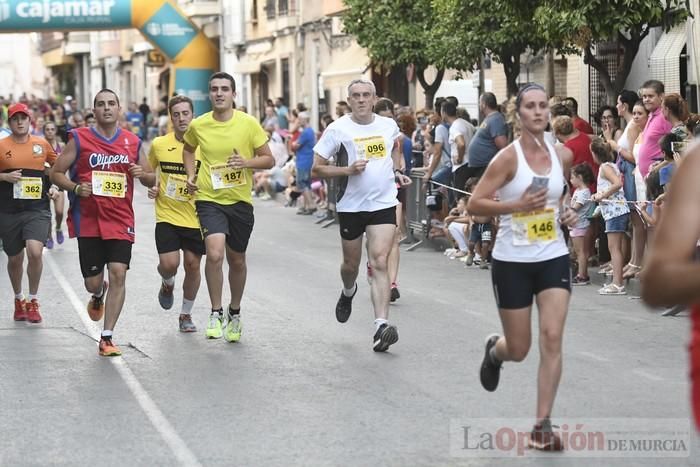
[0,186,697,466]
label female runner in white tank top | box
[467,84,577,451]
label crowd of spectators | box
[261,80,700,299]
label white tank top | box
[492,139,570,263]
[618,122,632,153]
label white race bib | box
[165,174,191,201]
[210,164,246,190]
[92,171,127,198]
[512,209,558,245]
[13,177,42,200]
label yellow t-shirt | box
[183,110,269,206]
[147,132,200,229]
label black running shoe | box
[373,323,399,352]
[390,286,400,302]
[335,284,357,323]
[480,333,502,391]
[529,418,563,451]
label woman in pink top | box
[637,80,672,178]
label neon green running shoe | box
[205,312,223,339]
[224,315,242,342]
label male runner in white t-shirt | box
[312,79,411,352]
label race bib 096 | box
[353,136,387,160]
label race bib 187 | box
[210,164,246,190]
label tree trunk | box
[612,33,643,102]
[545,49,555,98]
[583,45,617,105]
[417,68,445,110]
[501,52,521,97]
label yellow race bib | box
[92,171,127,198]
[165,174,191,201]
[512,209,557,245]
[13,177,42,200]
[354,136,387,160]
[210,164,246,190]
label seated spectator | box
[443,197,470,259]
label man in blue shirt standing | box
[126,101,144,138]
[292,111,317,214]
[275,97,289,130]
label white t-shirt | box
[0,128,10,140]
[449,118,475,172]
[314,114,399,213]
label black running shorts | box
[78,237,133,278]
[491,254,571,309]
[337,206,397,241]
[155,222,205,256]
[195,201,254,253]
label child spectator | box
[464,178,494,269]
[569,163,595,285]
[444,197,470,259]
[590,137,630,295]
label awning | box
[649,26,687,94]
[42,48,75,67]
[232,60,261,74]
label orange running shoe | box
[87,282,108,322]
[13,298,27,321]
[98,337,121,357]
[26,299,42,324]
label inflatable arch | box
[0,0,219,114]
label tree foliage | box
[536,0,691,102]
[341,0,444,108]
[431,0,555,97]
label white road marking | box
[45,254,202,467]
[633,369,665,382]
[577,351,610,362]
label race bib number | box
[354,136,387,160]
[210,164,246,190]
[512,208,557,245]
[165,175,191,201]
[92,171,127,198]
[13,177,42,200]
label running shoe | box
[98,337,122,357]
[56,230,65,244]
[158,281,175,310]
[46,237,54,250]
[14,298,27,321]
[87,282,108,322]
[366,262,373,284]
[373,323,399,352]
[390,284,400,302]
[26,299,42,324]
[480,334,502,392]
[224,314,242,342]
[178,314,197,333]
[572,275,590,286]
[528,418,563,451]
[205,311,223,339]
[335,284,357,323]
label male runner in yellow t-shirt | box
[147,95,204,332]
[183,72,274,342]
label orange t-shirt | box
[0,135,57,213]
